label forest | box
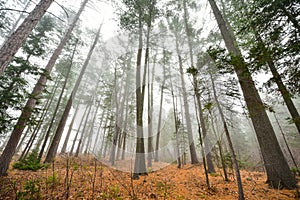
[0,0,299,199]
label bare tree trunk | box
[70,105,89,155]
[169,65,181,168]
[16,127,30,156]
[154,55,165,162]
[273,112,299,175]
[182,0,214,170]
[92,109,106,153]
[84,100,101,154]
[133,11,147,179]
[99,115,109,158]
[60,103,80,154]
[208,108,228,181]
[208,0,296,189]
[74,99,93,158]
[252,31,300,135]
[32,78,61,152]
[267,58,300,135]
[110,66,123,165]
[116,70,130,160]
[147,53,155,167]
[193,95,210,189]
[44,25,101,163]
[121,99,129,160]
[103,117,113,158]
[167,17,199,164]
[0,0,89,176]
[210,73,244,199]
[39,41,77,159]
[21,77,60,159]
[0,0,54,74]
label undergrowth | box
[13,151,49,171]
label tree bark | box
[194,96,210,189]
[266,58,300,135]
[60,103,80,154]
[147,53,155,167]
[210,73,244,199]
[133,11,147,179]
[70,104,89,155]
[74,99,93,158]
[44,25,101,163]
[84,100,101,154]
[208,0,297,189]
[39,41,77,159]
[167,17,199,164]
[154,54,166,162]
[169,65,181,168]
[273,112,299,175]
[92,109,106,153]
[0,0,54,74]
[0,0,89,176]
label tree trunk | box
[133,11,147,179]
[167,17,199,164]
[273,112,300,175]
[99,115,110,158]
[193,95,210,189]
[252,31,300,135]
[116,69,130,161]
[183,0,214,169]
[0,0,89,176]
[92,109,106,153]
[39,42,77,159]
[121,98,129,160]
[84,100,101,154]
[154,56,165,162]
[16,127,29,156]
[210,73,244,199]
[33,77,61,151]
[110,66,123,165]
[74,99,93,158]
[208,0,297,189]
[169,65,181,168]
[147,53,155,167]
[60,103,80,154]
[70,104,89,155]
[44,25,101,163]
[0,0,54,74]
[267,58,300,135]
[8,0,32,38]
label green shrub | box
[16,180,42,199]
[13,151,48,171]
[46,172,60,188]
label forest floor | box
[0,155,299,199]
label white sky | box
[49,0,119,40]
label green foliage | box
[186,66,198,76]
[0,1,14,36]
[13,151,48,171]
[0,15,56,134]
[119,0,159,31]
[16,179,42,200]
[46,172,60,188]
[100,186,123,200]
[223,152,255,170]
[228,0,300,95]
[207,46,235,74]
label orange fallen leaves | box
[0,156,298,199]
